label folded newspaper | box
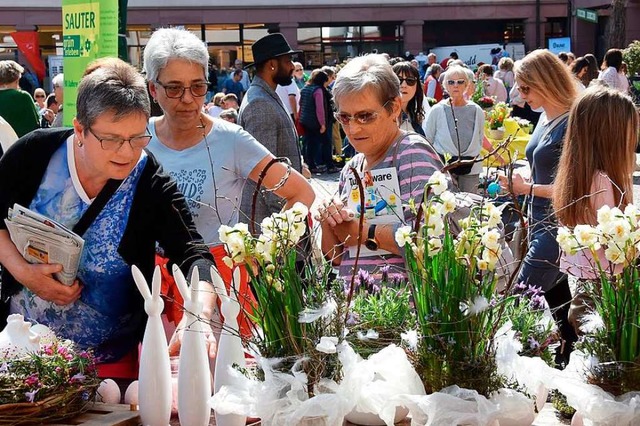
[4,204,84,286]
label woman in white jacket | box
[424,65,485,193]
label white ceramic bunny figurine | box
[132,265,172,426]
[212,266,247,426]
[172,264,212,426]
[0,314,40,355]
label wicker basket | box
[0,382,99,425]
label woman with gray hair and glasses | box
[0,58,216,374]
[142,27,314,349]
[316,54,446,279]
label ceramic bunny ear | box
[210,265,228,298]
[190,266,200,297]
[172,264,190,302]
[231,268,242,298]
[132,265,152,301]
[151,265,162,298]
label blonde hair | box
[554,86,639,226]
[514,49,577,112]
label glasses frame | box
[154,80,209,99]
[446,79,467,86]
[334,100,392,126]
[87,127,153,151]
[397,77,419,86]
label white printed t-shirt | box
[147,118,270,245]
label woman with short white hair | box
[424,65,485,193]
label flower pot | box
[344,406,409,425]
[488,128,505,140]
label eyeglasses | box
[517,85,531,95]
[155,80,208,99]
[446,79,467,86]
[35,95,45,98]
[334,101,391,126]
[398,77,418,86]
[87,127,152,151]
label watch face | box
[365,239,378,251]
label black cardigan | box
[0,128,215,339]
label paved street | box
[309,154,640,207]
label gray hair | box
[52,73,64,88]
[143,28,209,82]
[76,61,150,128]
[219,108,238,121]
[0,60,24,85]
[332,54,400,110]
[443,65,470,83]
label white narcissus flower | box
[290,202,309,219]
[481,247,500,270]
[477,258,489,271]
[395,225,413,247]
[557,227,580,255]
[573,224,600,249]
[597,205,614,225]
[482,203,502,228]
[439,191,457,214]
[624,204,639,227]
[427,238,442,256]
[481,229,501,251]
[255,234,276,263]
[428,171,448,195]
[429,217,444,238]
[601,218,632,244]
[604,245,626,264]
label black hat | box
[245,33,301,69]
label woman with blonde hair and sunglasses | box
[424,65,488,193]
[316,54,445,278]
[498,49,578,366]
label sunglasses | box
[398,77,418,86]
[446,79,467,86]
[35,94,45,98]
[517,85,531,95]
[334,101,391,126]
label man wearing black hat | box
[239,33,307,229]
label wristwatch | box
[364,224,379,251]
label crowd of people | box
[0,30,638,385]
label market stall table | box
[482,117,531,168]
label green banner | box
[62,0,118,126]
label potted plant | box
[555,204,640,423]
[392,171,557,424]
[486,102,510,140]
[210,203,424,425]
